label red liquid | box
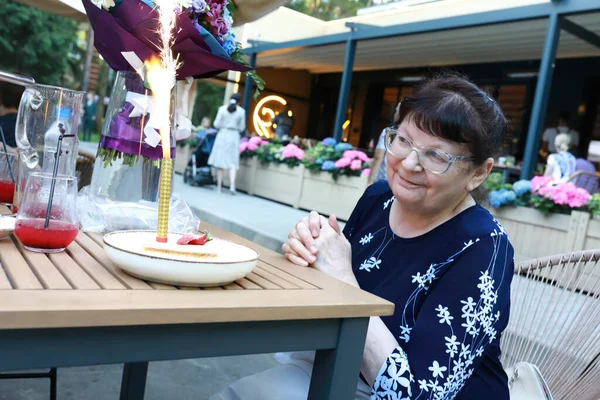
[15,218,78,250]
[0,180,14,203]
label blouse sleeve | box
[238,108,247,133]
[213,106,226,129]
[371,231,514,399]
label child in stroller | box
[183,127,217,186]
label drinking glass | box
[0,151,17,205]
[15,172,78,253]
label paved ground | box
[0,142,325,399]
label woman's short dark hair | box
[397,72,508,165]
[227,92,242,113]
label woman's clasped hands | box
[282,211,358,287]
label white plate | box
[103,230,259,287]
[0,216,15,241]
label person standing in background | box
[542,111,580,156]
[272,105,294,139]
[368,102,401,185]
[82,92,98,142]
[0,81,24,149]
[208,93,246,194]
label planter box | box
[174,145,193,174]
[491,206,573,262]
[223,157,257,193]
[252,162,304,207]
[299,171,368,220]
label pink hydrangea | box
[334,157,352,168]
[531,177,591,209]
[249,136,263,145]
[350,159,362,171]
[282,144,304,160]
[247,142,258,151]
[356,151,370,162]
[361,168,371,177]
[239,142,248,153]
[343,150,358,160]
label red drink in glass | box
[15,218,78,252]
[0,180,14,203]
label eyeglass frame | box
[384,127,474,174]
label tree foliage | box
[286,0,371,21]
[0,0,80,87]
[191,80,226,126]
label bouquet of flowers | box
[530,176,591,214]
[83,0,264,166]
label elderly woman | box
[544,133,576,182]
[211,74,514,400]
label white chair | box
[501,250,600,400]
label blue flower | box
[321,160,336,171]
[334,142,353,152]
[488,191,503,208]
[315,158,324,165]
[512,180,532,195]
[501,190,516,203]
[322,137,337,147]
[222,37,236,56]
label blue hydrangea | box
[488,191,504,208]
[512,180,532,195]
[222,38,237,56]
[315,158,324,165]
[489,189,516,208]
[322,137,337,147]
[321,160,336,171]
[502,190,516,203]
[334,142,353,152]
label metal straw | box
[44,128,74,229]
[0,126,15,183]
[0,70,35,87]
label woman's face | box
[386,119,491,214]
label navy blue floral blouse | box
[343,181,514,400]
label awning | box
[255,12,600,74]
[15,0,88,22]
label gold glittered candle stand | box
[156,158,173,243]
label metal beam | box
[561,17,600,49]
[345,22,376,30]
[242,52,257,113]
[333,36,357,142]
[243,0,600,55]
[521,14,562,180]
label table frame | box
[0,318,368,400]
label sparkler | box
[146,0,179,243]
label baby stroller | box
[183,129,217,186]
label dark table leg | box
[308,318,369,400]
[120,362,149,400]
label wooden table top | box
[0,206,394,330]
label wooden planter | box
[174,145,194,174]
[223,157,257,193]
[299,171,367,220]
[491,206,574,262]
[252,162,305,207]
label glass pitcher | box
[14,84,84,211]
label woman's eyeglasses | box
[384,128,473,174]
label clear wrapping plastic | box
[77,185,199,233]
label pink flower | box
[249,136,263,145]
[247,142,258,151]
[350,159,362,171]
[356,151,369,162]
[282,144,304,160]
[239,142,248,153]
[343,150,358,160]
[531,176,551,194]
[361,168,371,177]
[334,157,352,168]
[260,139,269,146]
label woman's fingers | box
[296,220,318,255]
[282,241,311,266]
[285,252,309,267]
[329,214,342,235]
[308,211,321,237]
[287,237,316,264]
